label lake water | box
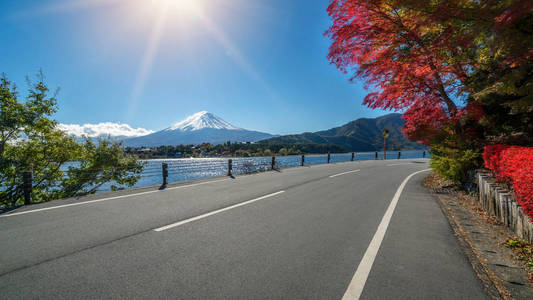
[97,150,428,192]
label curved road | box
[0,159,489,299]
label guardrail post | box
[351,152,355,161]
[375,151,378,160]
[327,152,331,164]
[23,171,32,205]
[227,159,233,176]
[162,163,168,185]
[271,156,275,170]
[398,151,401,159]
[301,155,305,166]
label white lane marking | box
[164,179,229,191]
[154,190,285,232]
[386,163,413,166]
[342,169,430,300]
[329,169,361,178]
[0,179,229,218]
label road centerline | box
[341,168,430,300]
[329,169,361,178]
[386,163,413,166]
[153,190,285,232]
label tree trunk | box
[384,137,387,160]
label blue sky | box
[1,0,389,135]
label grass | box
[505,238,533,280]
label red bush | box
[483,145,533,220]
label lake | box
[96,150,428,192]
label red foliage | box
[483,145,533,220]
[326,0,469,120]
[402,103,448,144]
[494,0,533,29]
[401,101,486,144]
[326,0,531,145]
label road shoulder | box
[360,171,491,299]
[426,173,533,299]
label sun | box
[152,0,202,16]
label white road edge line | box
[329,169,361,178]
[0,179,229,218]
[154,190,285,232]
[342,168,430,300]
[386,163,413,166]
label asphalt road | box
[0,159,490,299]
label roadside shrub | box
[483,145,533,220]
[430,144,483,184]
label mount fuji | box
[123,111,275,147]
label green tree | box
[60,138,143,196]
[0,73,143,208]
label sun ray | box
[12,0,278,118]
[125,6,170,121]
[9,0,125,19]
[194,11,277,100]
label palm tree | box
[382,129,390,160]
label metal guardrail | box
[20,150,428,202]
[156,150,428,186]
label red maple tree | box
[325,0,533,144]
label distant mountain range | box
[59,111,424,150]
[123,111,275,147]
[260,113,424,151]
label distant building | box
[136,148,152,154]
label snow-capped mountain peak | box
[123,111,275,146]
[167,111,241,131]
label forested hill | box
[260,113,425,151]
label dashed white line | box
[164,179,229,191]
[342,169,430,300]
[0,179,229,218]
[329,169,361,178]
[154,190,285,232]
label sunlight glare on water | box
[95,150,428,192]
